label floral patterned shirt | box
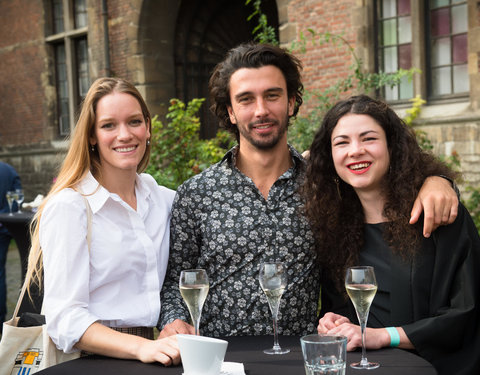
[158,145,321,336]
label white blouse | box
[40,172,175,353]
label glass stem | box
[272,314,280,350]
[360,320,368,365]
[194,315,200,336]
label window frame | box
[425,0,469,102]
[46,0,89,136]
[373,0,470,104]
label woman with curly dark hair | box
[303,95,480,374]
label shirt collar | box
[77,171,150,214]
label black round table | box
[36,335,437,375]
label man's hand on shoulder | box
[158,319,195,338]
[409,176,459,237]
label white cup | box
[177,334,228,375]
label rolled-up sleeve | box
[40,190,99,353]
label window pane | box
[399,75,414,99]
[75,38,89,99]
[453,64,469,93]
[430,0,449,9]
[384,84,399,101]
[60,100,70,135]
[398,44,412,69]
[432,67,452,95]
[398,0,411,15]
[383,46,398,72]
[382,19,397,46]
[452,34,467,64]
[52,0,64,33]
[431,8,450,37]
[382,0,396,18]
[55,44,70,134]
[432,37,451,66]
[452,4,467,34]
[74,0,88,28]
[398,16,412,44]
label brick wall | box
[0,0,53,147]
[285,0,357,115]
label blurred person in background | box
[0,161,22,329]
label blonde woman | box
[27,78,179,365]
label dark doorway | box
[174,0,279,138]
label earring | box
[90,144,95,152]
[334,177,342,200]
[147,139,150,146]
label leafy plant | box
[146,98,234,190]
[464,186,480,230]
[403,97,480,232]
[246,0,278,45]
[404,95,433,152]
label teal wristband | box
[386,327,400,347]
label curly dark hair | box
[302,95,458,290]
[208,42,303,142]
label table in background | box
[0,211,42,314]
[37,335,437,375]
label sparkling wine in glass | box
[179,269,209,336]
[15,189,24,213]
[259,262,290,355]
[6,191,15,216]
[345,266,379,370]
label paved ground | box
[6,241,22,321]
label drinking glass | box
[345,266,379,369]
[15,189,24,213]
[259,262,290,355]
[5,191,15,216]
[179,269,209,336]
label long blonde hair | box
[27,77,152,293]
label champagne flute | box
[6,191,15,216]
[259,262,290,355]
[15,189,24,213]
[345,266,379,370]
[179,269,209,336]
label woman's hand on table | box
[319,315,415,351]
[323,322,390,351]
[136,335,181,366]
[75,323,182,365]
[317,312,351,333]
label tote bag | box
[0,315,79,375]
[0,195,92,374]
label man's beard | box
[238,115,289,150]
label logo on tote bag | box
[12,348,43,375]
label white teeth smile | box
[349,162,370,170]
[115,146,136,152]
[256,125,271,129]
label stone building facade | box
[0,0,479,199]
